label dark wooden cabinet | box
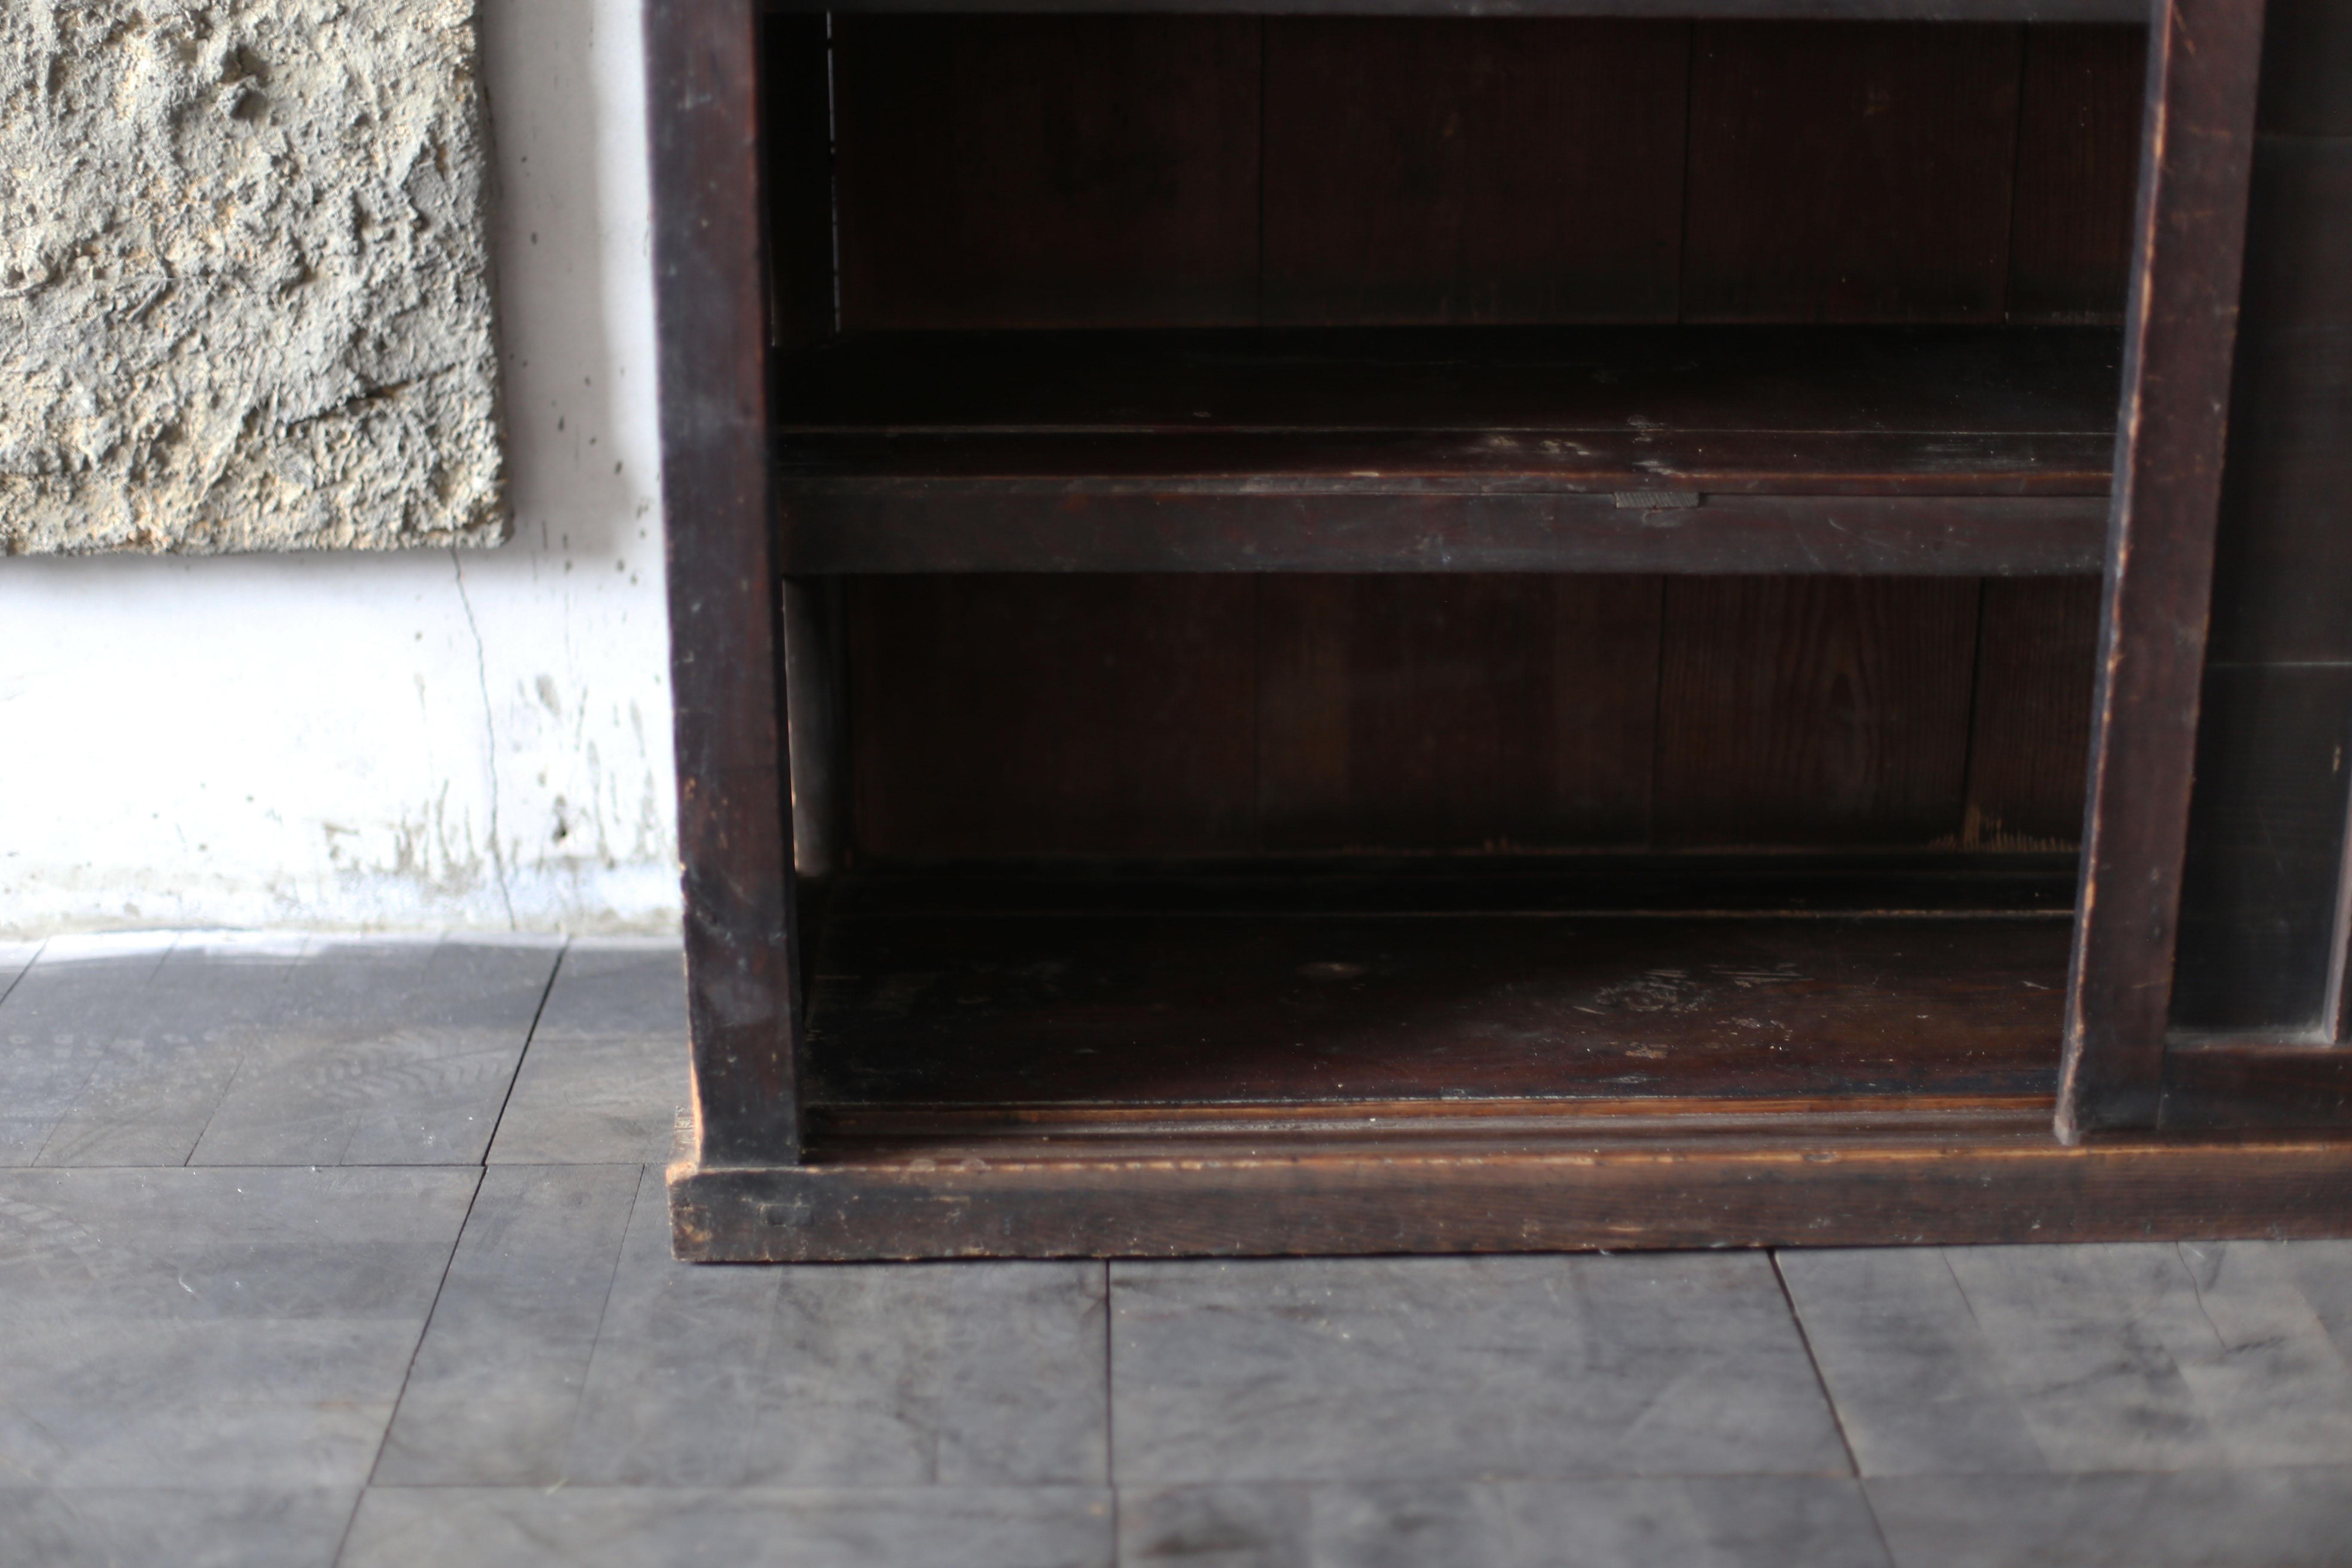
[646,0,2352,1260]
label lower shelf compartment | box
[802,857,2076,1131]
[670,860,2352,1260]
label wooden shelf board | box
[775,327,2122,573]
[760,2,2150,23]
[801,859,2076,1116]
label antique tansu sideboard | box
[645,0,2352,1260]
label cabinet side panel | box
[649,0,801,1163]
[2059,0,2266,1135]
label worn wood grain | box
[1261,18,1689,325]
[648,0,801,1163]
[763,0,2153,19]
[803,907,2067,1111]
[774,326,2119,574]
[2006,24,2147,324]
[2059,0,2268,1139]
[1961,577,2101,848]
[845,577,1259,857]
[1682,21,2024,323]
[2171,665,2352,1035]
[670,1127,2352,1260]
[2204,140,2352,668]
[2255,0,2352,136]
[784,489,2112,576]
[1256,576,1661,849]
[1655,578,1982,845]
[832,15,1263,330]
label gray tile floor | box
[3,935,2350,1568]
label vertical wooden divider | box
[2059,0,2269,1140]
[649,0,802,1166]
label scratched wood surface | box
[803,906,2069,1109]
[2060,0,2269,1136]
[2167,0,2352,1046]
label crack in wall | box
[452,547,517,930]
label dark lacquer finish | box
[648,0,802,1164]
[649,0,2352,1259]
[2058,0,2268,1140]
[833,15,1264,330]
[762,1,2150,20]
[1653,579,1981,845]
[1260,19,1690,325]
[2168,0,2352,1047]
[843,578,2094,859]
[1256,577,1664,849]
[803,904,2069,1110]
[1964,579,2105,846]
[2008,25,2149,322]
[2163,1041,2352,1127]
[1682,22,2024,323]
[672,1123,2352,1262]
[775,327,2121,574]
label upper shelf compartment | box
[774,325,2123,575]
[763,3,2148,20]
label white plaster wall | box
[0,0,679,935]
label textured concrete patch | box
[1,0,505,553]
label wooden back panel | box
[832,16,2143,330]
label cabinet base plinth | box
[668,1113,2352,1261]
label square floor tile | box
[3,935,317,1168]
[1868,1468,2352,1568]
[341,1486,1114,1568]
[1121,1478,1889,1568]
[1111,1255,1847,1485]
[190,938,558,1166]
[382,1164,1109,1488]
[1782,1242,2352,1474]
[0,1166,475,1487]
[0,1488,355,1568]
[488,941,687,1164]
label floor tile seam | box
[478,941,571,1167]
[324,1485,372,1568]
[2174,1237,2239,1357]
[1768,1250,1872,1504]
[343,1481,1123,1496]
[0,938,44,1010]
[181,969,280,1168]
[10,938,177,1169]
[546,1160,650,1488]
[1100,1260,1116,1490]
[23,1039,125,1171]
[356,1164,489,1512]
[176,980,296,1169]
[1859,1459,2352,1482]
[1105,1464,1880,1489]
[1936,1246,2077,1474]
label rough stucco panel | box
[1,0,506,553]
